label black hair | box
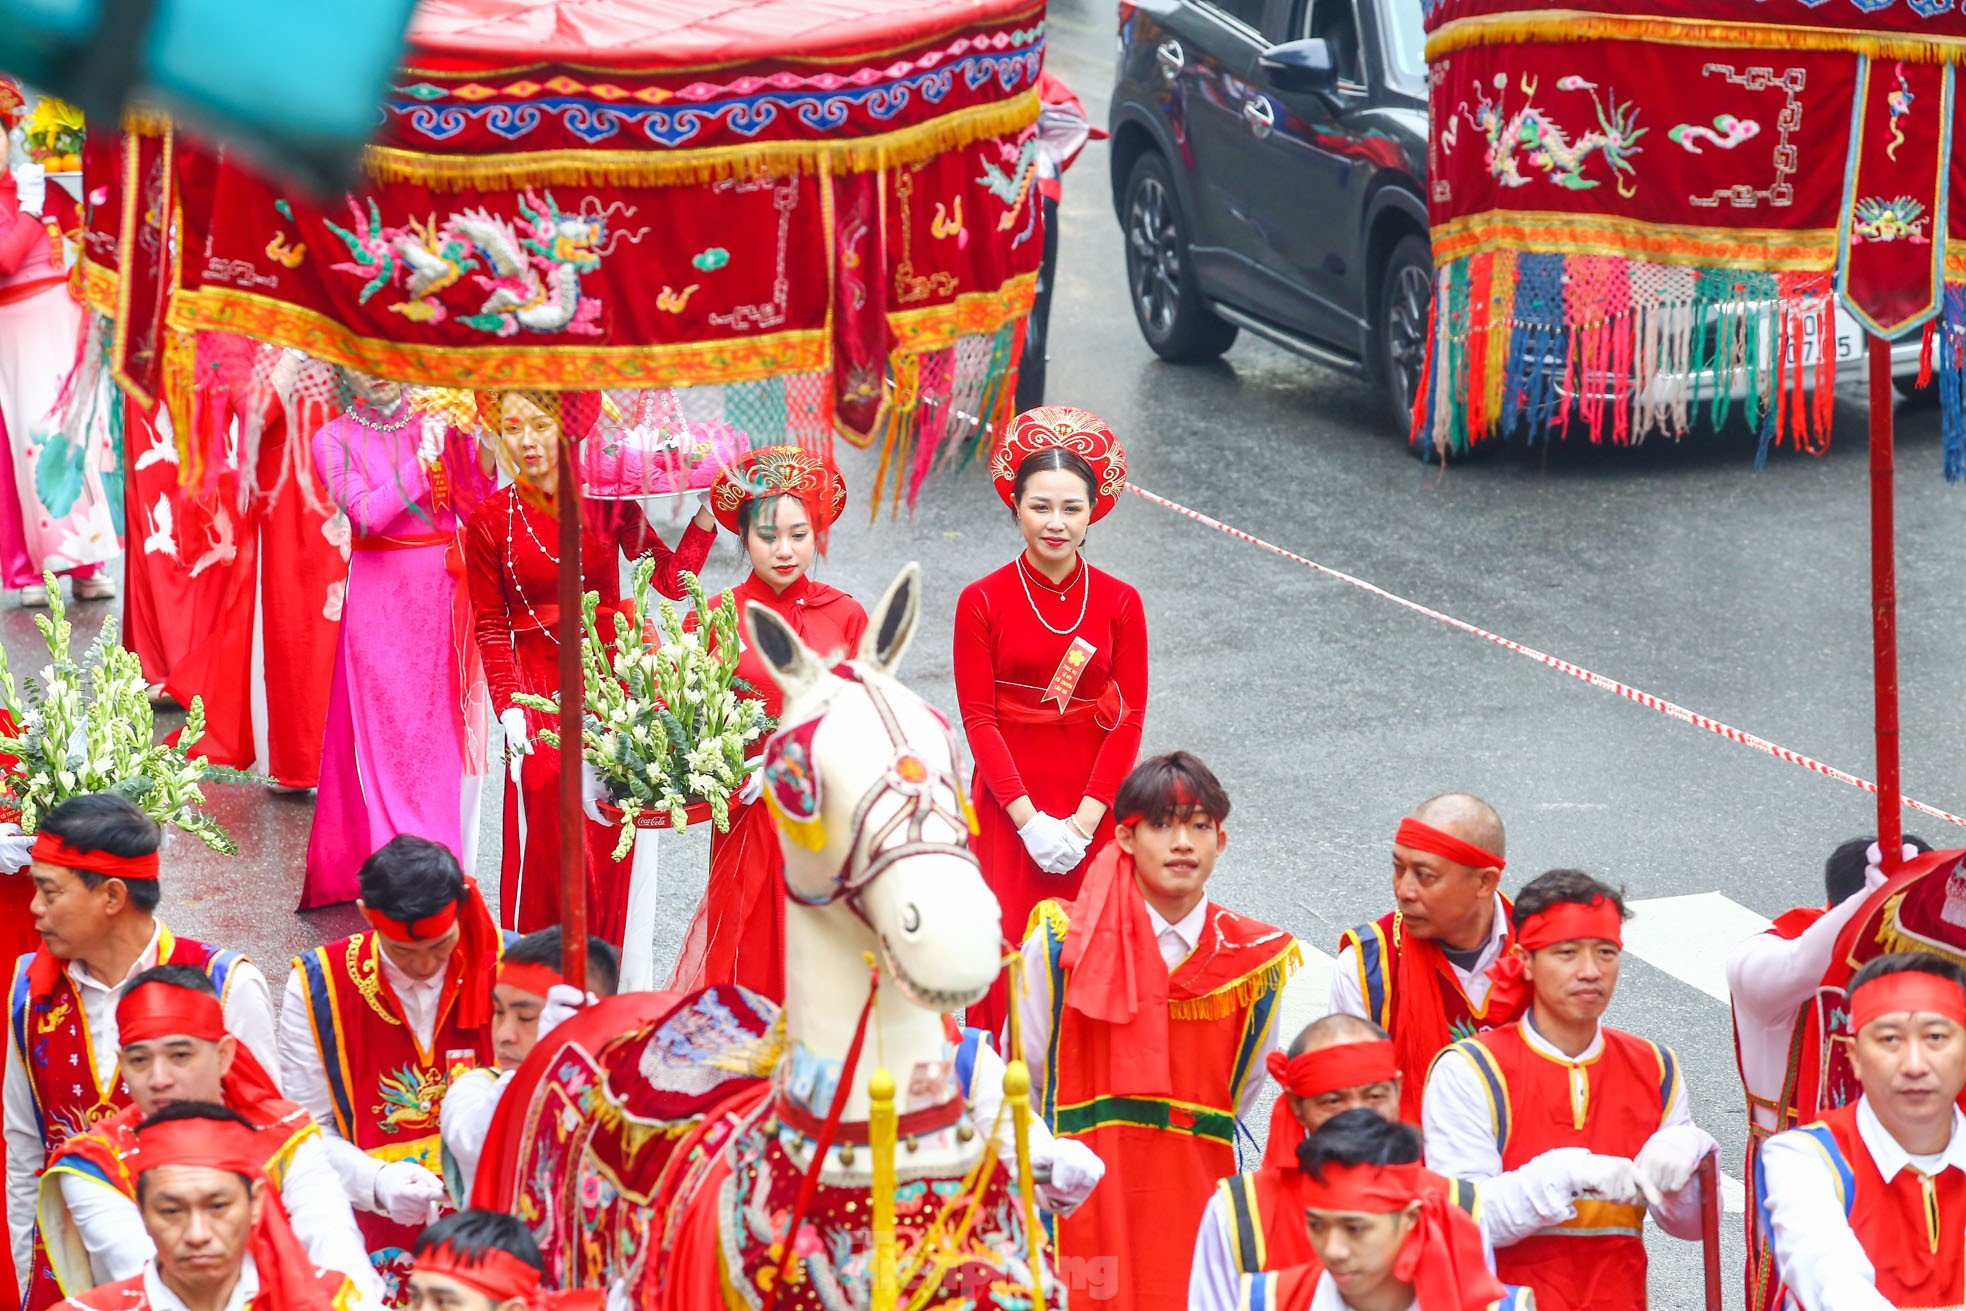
[1849,950,1966,998]
[1511,868,1632,934]
[133,1102,257,1203]
[1011,446,1098,507]
[1115,751,1231,828]
[737,492,812,541]
[1296,1107,1422,1179]
[504,927,620,997]
[124,963,218,999]
[357,835,464,925]
[39,793,163,913]
[1825,834,1933,906]
[412,1209,543,1272]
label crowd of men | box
[3,774,1960,1311]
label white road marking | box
[1623,892,1773,1003]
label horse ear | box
[859,563,921,675]
[746,602,828,705]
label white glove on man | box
[373,1160,447,1225]
[1017,813,1081,874]
[1569,1152,1644,1204]
[539,982,599,1040]
[1036,1137,1106,1217]
[0,822,32,876]
[499,708,532,782]
[1866,841,1924,891]
[737,767,764,807]
[1634,1123,1717,1210]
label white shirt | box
[1761,1096,1966,1311]
[141,1255,260,1311]
[277,947,448,1212]
[1724,894,1874,1134]
[1422,1014,1708,1243]
[439,1066,509,1201]
[1149,900,1208,971]
[1328,893,1511,1023]
[5,922,277,1291]
[55,1131,380,1310]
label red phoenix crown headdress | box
[989,406,1128,522]
[709,445,848,535]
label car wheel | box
[1122,152,1238,362]
[1375,234,1434,444]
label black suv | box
[1109,0,1429,428]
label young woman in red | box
[462,390,716,938]
[667,446,865,998]
[954,407,1148,1034]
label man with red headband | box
[408,1209,597,1311]
[1421,870,1716,1311]
[7,795,276,1311]
[37,968,374,1306]
[55,1104,358,1311]
[276,837,497,1295]
[440,928,617,1200]
[1759,952,1966,1311]
[1332,794,1515,1122]
[1235,1111,1531,1311]
[1019,752,1299,1311]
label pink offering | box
[580,410,752,499]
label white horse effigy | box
[481,565,1062,1310]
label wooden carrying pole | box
[1869,335,1904,874]
[557,427,589,991]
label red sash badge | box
[1040,637,1097,712]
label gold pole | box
[868,1066,900,1310]
[1004,1058,1048,1311]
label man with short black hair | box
[408,1209,595,1311]
[1760,951,1966,1311]
[6,794,275,1310]
[276,836,497,1295]
[1422,869,1715,1311]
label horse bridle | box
[785,665,978,922]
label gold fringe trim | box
[363,87,1039,191]
[1428,11,1966,63]
[1167,941,1305,1023]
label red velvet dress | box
[953,555,1148,1034]
[667,572,866,999]
[463,487,714,937]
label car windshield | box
[1381,0,1426,90]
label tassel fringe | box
[1429,12,1966,65]
[1166,942,1304,1023]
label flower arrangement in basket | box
[0,580,242,852]
[22,96,84,173]
[515,562,771,858]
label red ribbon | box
[496,960,565,999]
[1058,844,1171,1097]
[115,981,290,1119]
[1393,816,1505,872]
[1849,970,1966,1034]
[29,831,159,881]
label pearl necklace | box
[505,493,560,647]
[347,399,411,432]
[1016,553,1089,637]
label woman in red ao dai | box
[954,407,1148,1035]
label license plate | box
[1800,309,1866,366]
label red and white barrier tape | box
[1128,483,1966,831]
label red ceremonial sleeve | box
[0,176,46,279]
[1082,582,1148,805]
[608,502,716,599]
[953,580,1027,804]
[464,508,523,716]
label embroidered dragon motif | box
[1466,73,1646,195]
[1851,195,1930,244]
[372,1064,446,1135]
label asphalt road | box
[10,4,1965,1306]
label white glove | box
[737,767,764,807]
[416,415,446,466]
[1634,1123,1716,1211]
[373,1160,446,1225]
[696,489,713,514]
[1866,841,1923,891]
[1017,813,1081,875]
[1036,1137,1105,1217]
[1569,1152,1643,1205]
[15,164,45,218]
[0,822,31,876]
[1052,819,1092,873]
[580,759,607,824]
[499,708,532,782]
[539,982,599,1040]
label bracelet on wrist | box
[1065,817,1093,842]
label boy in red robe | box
[1331,794,1517,1121]
[274,836,497,1297]
[1018,751,1299,1311]
[1421,869,1717,1311]
[5,796,275,1311]
[1759,952,1966,1311]
[54,1104,355,1311]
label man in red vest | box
[5,795,275,1311]
[1019,751,1300,1311]
[36,967,375,1305]
[54,1104,356,1311]
[1759,952,1966,1311]
[1726,834,1926,1311]
[275,836,497,1299]
[1331,794,1517,1121]
[1422,869,1717,1311]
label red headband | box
[496,961,565,999]
[415,1244,602,1311]
[363,876,499,1030]
[1300,1159,1424,1214]
[31,832,160,881]
[1517,897,1625,951]
[132,1116,264,1178]
[118,982,225,1045]
[364,900,460,943]
[1394,817,1504,872]
[1266,1040,1398,1100]
[1301,1162,1505,1311]
[1850,971,1966,1034]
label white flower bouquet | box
[515,562,771,858]
[0,578,241,852]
